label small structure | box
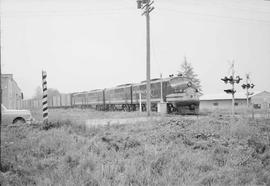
[200,91,270,111]
[158,102,167,114]
[1,74,23,109]
[251,91,270,110]
[199,92,247,110]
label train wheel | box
[142,104,146,112]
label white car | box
[1,104,34,125]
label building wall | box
[200,99,246,110]
[251,91,270,110]
[1,74,23,109]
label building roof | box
[200,91,268,101]
[251,91,270,97]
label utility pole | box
[0,15,2,170]
[160,73,163,103]
[137,0,154,116]
[221,62,242,118]
[231,63,235,116]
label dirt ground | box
[1,109,270,186]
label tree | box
[47,88,61,100]
[32,86,61,100]
[177,56,202,93]
[33,86,42,99]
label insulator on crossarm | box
[142,0,149,4]
[137,0,142,9]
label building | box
[199,92,247,110]
[251,91,270,110]
[199,91,270,111]
[1,74,23,109]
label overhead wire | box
[159,7,270,25]
[1,7,136,17]
[159,0,270,24]
[2,0,270,25]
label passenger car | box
[1,104,34,125]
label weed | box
[2,109,270,185]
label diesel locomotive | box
[69,75,200,114]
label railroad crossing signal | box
[242,83,255,89]
[221,76,242,85]
[241,74,255,107]
[221,62,242,117]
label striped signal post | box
[42,70,48,124]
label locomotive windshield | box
[169,76,192,89]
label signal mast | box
[241,74,255,108]
[221,62,242,117]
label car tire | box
[13,118,26,125]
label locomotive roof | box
[105,83,133,90]
[72,76,195,95]
[133,77,171,86]
[116,83,133,87]
[72,89,102,96]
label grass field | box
[1,109,270,185]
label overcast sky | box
[1,0,270,98]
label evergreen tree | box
[177,56,202,93]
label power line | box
[159,8,270,25]
[162,0,270,15]
[1,7,136,17]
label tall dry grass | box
[1,109,270,186]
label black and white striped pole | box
[42,70,48,124]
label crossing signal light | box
[224,89,235,94]
[221,76,229,83]
[241,83,255,89]
[235,76,242,84]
